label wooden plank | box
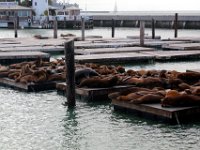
[127,35,161,39]
[75,52,155,63]
[142,50,200,60]
[0,51,50,64]
[162,43,200,50]
[186,69,200,73]
[75,47,154,55]
[112,99,200,123]
[165,37,200,42]
[0,46,64,54]
[75,42,139,49]
[0,78,57,92]
[144,40,190,48]
[0,37,68,48]
[56,82,135,101]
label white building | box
[32,0,48,16]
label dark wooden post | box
[14,13,18,38]
[140,21,145,46]
[81,17,85,41]
[174,13,178,38]
[152,19,155,39]
[64,16,66,29]
[112,19,115,38]
[53,16,58,38]
[64,40,76,107]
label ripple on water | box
[1,87,200,150]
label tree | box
[19,0,32,7]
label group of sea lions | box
[107,68,200,107]
[0,58,66,84]
[1,60,200,107]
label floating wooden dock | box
[75,47,155,55]
[143,50,200,61]
[112,99,200,124]
[0,78,57,92]
[0,51,50,64]
[186,69,200,73]
[0,37,68,54]
[75,52,155,64]
[144,40,190,48]
[75,42,139,49]
[0,46,64,54]
[127,35,161,39]
[162,43,200,50]
[165,37,200,42]
[56,82,135,101]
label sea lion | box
[117,93,142,101]
[75,68,100,85]
[165,90,180,98]
[161,94,200,107]
[131,94,164,104]
[78,76,119,88]
[137,77,168,89]
[177,72,200,84]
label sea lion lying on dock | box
[109,87,165,104]
[75,68,100,85]
[161,94,200,107]
[161,90,200,107]
[177,72,200,84]
[78,76,119,88]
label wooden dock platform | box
[144,40,190,48]
[186,69,200,73]
[75,47,155,55]
[142,50,200,61]
[56,82,135,101]
[162,43,200,50]
[75,52,155,64]
[0,37,67,54]
[0,51,50,64]
[75,42,139,49]
[112,99,200,124]
[0,78,57,92]
[0,46,64,54]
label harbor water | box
[1,28,200,150]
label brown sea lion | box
[137,77,168,89]
[161,94,200,107]
[165,90,181,98]
[117,93,142,101]
[19,75,37,84]
[78,76,119,88]
[177,72,200,84]
[131,94,164,104]
[48,73,65,81]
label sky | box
[59,0,200,11]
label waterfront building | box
[32,0,48,16]
[0,1,32,28]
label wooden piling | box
[140,21,145,46]
[64,40,76,107]
[81,17,85,41]
[64,16,66,29]
[152,19,155,39]
[112,19,115,38]
[53,16,58,39]
[174,13,178,38]
[14,14,18,38]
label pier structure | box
[82,11,200,29]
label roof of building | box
[0,5,32,11]
[65,6,81,10]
